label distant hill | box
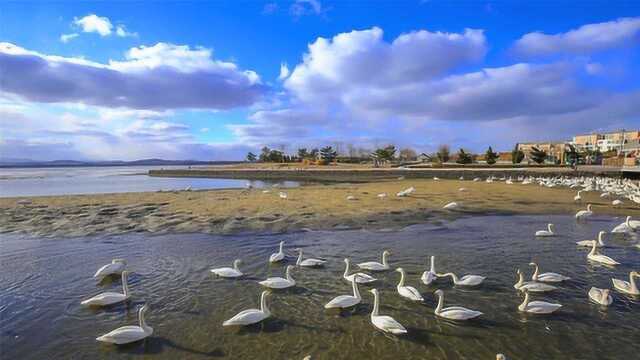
[0,158,242,168]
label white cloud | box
[74,14,113,36]
[263,2,278,15]
[59,33,79,43]
[115,25,137,38]
[290,0,324,17]
[513,17,640,57]
[278,62,290,80]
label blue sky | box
[1,1,639,161]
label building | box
[572,130,640,153]
[517,142,568,164]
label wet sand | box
[1,179,638,237]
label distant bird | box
[458,187,467,192]
[535,224,555,237]
[343,258,377,284]
[421,256,437,285]
[369,289,407,334]
[433,289,482,320]
[433,177,440,181]
[459,176,464,180]
[377,193,388,199]
[514,269,557,292]
[296,248,326,267]
[588,287,613,306]
[612,271,639,295]
[396,187,415,197]
[573,190,583,202]
[210,259,243,278]
[94,259,126,279]
[357,250,391,271]
[96,304,153,344]
[612,217,633,234]
[269,241,286,263]
[575,204,593,220]
[279,191,288,199]
[346,195,356,201]
[528,262,570,283]
[395,268,423,301]
[612,199,623,206]
[443,202,459,210]
[325,275,361,309]
[223,291,271,326]
[82,271,131,306]
[473,177,481,182]
[586,240,619,266]
[438,272,486,286]
[576,231,606,248]
[259,265,296,289]
[518,289,562,314]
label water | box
[0,166,299,197]
[1,215,639,359]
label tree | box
[436,144,450,163]
[485,146,498,165]
[530,146,547,164]
[309,148,319,160]
[456,148,473,164]
[320,146,337,164]
[565,144,582,166]
[297,148,309,161]
[399,148,417,161]
[259,146,271,162]
[374,145,397,162]
[511,144,525,164]
[267,149,284,163]
[246,152,257,162]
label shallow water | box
[1,215,639,359]
[0,166,298,197]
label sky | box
[1,0,640,161]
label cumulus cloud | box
[0,42,265,110]
[278,62,290,80]
[513,17,640,57]
[59,33,79,43]
[74,14,114,36]
[290,0,324,18]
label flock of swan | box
[79,174,639,359]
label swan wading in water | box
[575,204,593,220]
[514,269,557,292]
[528,262,570,283]
[259,265,295,289]
[369,289,407,335]
[325,276,361,309]
[438,272,486,286]
[433,289,483,320]
[343,258,376,284]
[395,268,423,301]
[269,241,285,263]
[211,259,243,278]
[535,224,555,237]
[357,250,391,271]
[443,202,460,210]
[518,289,562,314]
[612,271,639,295]
[573,190,583,202]
[396,187,415,197]
[589,287,613,306]
[576,231,606,248]
[421,256,437,285]
[624,216,640,230]
[96,304,153,344]
[223,291,271,326]
[94,259,126,279]
[612,199,623,206]
[82,271,131,306]
[612,216,634,234]
[587,240,620,266]
[296,249,326,267]
[279,191,288,199]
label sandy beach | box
[2,179,638,237]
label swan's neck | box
[516,272,524,287]
[548,224,553,233]
[445,272,458,283]
[588,241,597,256]
[597,232,605,246]
[233,260,240,271]
[285,267,293,281]
[381,252,388,266]
[429,256,435,273]
[371,292,379,317]
[435,292,444,314]
[532,265,539,280]
[260,293,270,316]
[343,261,350,277]
[296,251,302,266]
[352,278,360,299]
[139,308,150,331]
[519,292,530,310]
[398,270,406,287]
[630,273,638,293]
[122,274,129,296]
[626,217,631,226]
[279,242,284,253]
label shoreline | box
[1,179,638,238]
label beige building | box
[517,142,568,164]
[573,130,640,153]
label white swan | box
[82,271,131,306]
[343,258,377,284]
[573,190,582,202]
[517,290,562,314]
[269,241,285,263]
[528,262,570,283]
[421,256,437,285]
[514,269,557,292]
[576,231,606,248]
[369,289,407,335]
[433,289,483,320]
[279,191,288,199]
[587,240,620,266]
[625,216,640,230]
[396,268,423,301]
[588,287,613,306]
[396,187,415,197]
[296,249,326,267]
[357,250,391,271]
[346,195,356,201]
[443,202,460,210]
[377,193,388,199]
[612,199,623,206]
[325,276,361,309]
[94,259,126,279]
[96,304,153,344]
[211,259,243,278]
[612,271,639,295]
[575,204,593,220]
[259,265,295,289]
[612,216,633,234]
[438,272,486,286]
[223,291,271,326]
[535,224,555,237]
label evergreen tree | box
[320,146,337,164]
[436,144,450,163]
[485,146,498,165]
[259,146,271,162]
[297,148,309,160]
[511,144,525,164]
[530,146,547,164]
[374,145,397,162]
[456,148,473,164]
[246,152,257,162]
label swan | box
[211,259,243,278]
[325,276,361,309]
[612,199,623,206]
[421,256,437,285]
[269,241,285,263]
[343,258,377,284]
[357,250,391,271]
[259,265,295,289]
[82,271,131,306]
[438,272,486,286]
[369,289,407,335]
[575,204,593,220]
[377,193,387,199]
[514,269,557,292]
[94,259,126,279]
[473,177,481,182]
[458,187,467,192]
[528,262,570,283]
[279,191,288,199]
[433,289,483,320]
[625,216,640,230]
[459,176,464,180]
[612,216,633,234]
[588,287,613,306]
[612,271,639,295]
[396,187,415,197]
[443,202,459,210]
[517,290,562,314]
[433,177,440,181]
[497,355,507,360]
[576,231,606,248]
[296,249,326,267]
[346,195,356,201]
[587,240,620,266]
[223,291,271,326]
[96,304,153,344]
[396,268,423,301]
[535,224,555,237]
[574,190,582,202]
